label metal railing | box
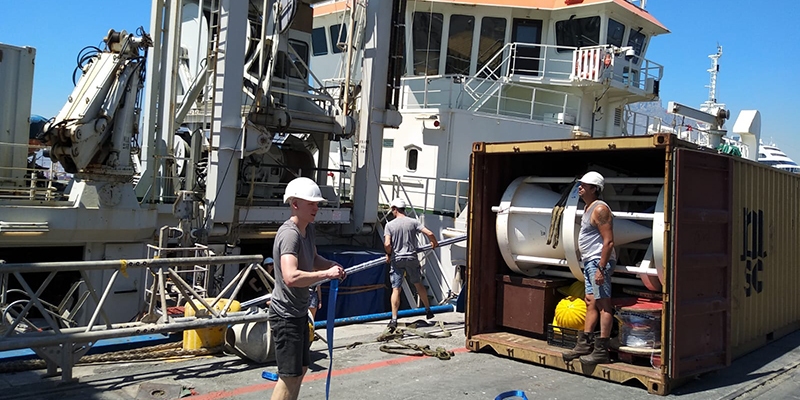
[400,75,581,126]
[0,142,71,202]
[384,174,469,218]
[623,107,664,136]
[0,252,265,381]
[464,77,581,123]
[471,42,578,87]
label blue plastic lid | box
[262,371,278,381]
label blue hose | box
[314,304,454,329]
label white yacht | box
[759,144,800,174]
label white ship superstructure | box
[759,144,800,174]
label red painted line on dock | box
[189,347,469,400]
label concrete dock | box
[0,311,798,399]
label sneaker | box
[426,309,435,320]
[387,319,397,330]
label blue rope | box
[495,390,528,400]
[325,279,339,400]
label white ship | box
[759,143,800,174]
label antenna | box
[702,44,723,109]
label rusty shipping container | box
[465,134,800,395]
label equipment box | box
[496,275,567,335]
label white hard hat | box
[283,177,327,203]
[390,198,407,209]
[579,171,605,192]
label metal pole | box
[0,255,262,273]
[167,268,220,317]
[84,269,120,333]
[0,311,271,352]
[241,235,468,308]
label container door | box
[670,148,732,378]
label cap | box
[390,198,407,209]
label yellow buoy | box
[557,281,585,299]
[183,298,241,350]
[552,296,587,333]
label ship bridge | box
[312,0,668,131]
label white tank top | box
[578,200,616,262]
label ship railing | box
[400,75,580,125]
[572,45,663,93]
[622,107,665,136]
[469,42,578,92]
[467,42,662,94]
[0,142,71,202]
[622,109,752,158]
[0,253,266,381]
[383,174,469,219]
[463,76,581,124]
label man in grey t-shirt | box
[383,198,438,331]
[269,177,345,400]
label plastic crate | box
[546,324,579,349]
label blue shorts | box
[390,258,423,288]
[583,259,615,299]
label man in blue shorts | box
[269,177,345,400]
[562,172,615,365]
[384,198,438,330]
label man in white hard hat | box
[384,198,438,331]
[270,177,345,400]
[562,171,616,365]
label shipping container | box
[0,43,36,185]
[465,134,800,395]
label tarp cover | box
[316,246,387,319]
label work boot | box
[426,309,435,320]
[562,331,593,362]
[580,337,611,365]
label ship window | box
[626,28,646,63]
[445,15,475,75]
[413,12,444,75]
[312,27,328,56]
[330,24,347,54]
[477,17,506,76]
[287,39,309,79]
[607,19,625,47]
[555,16,601,52]
[406,148,419,171]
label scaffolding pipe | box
[0,255,263,273]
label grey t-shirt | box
[384,215,423,261]
[269,219,317,318]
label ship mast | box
[700,44,723,113]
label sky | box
[1,0,798,161]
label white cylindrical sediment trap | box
[494,176,665,289]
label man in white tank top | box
[562,171,615,365]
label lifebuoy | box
[574,51,597,80]
[603,53,613,68]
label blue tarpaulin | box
[316,246,387,319]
